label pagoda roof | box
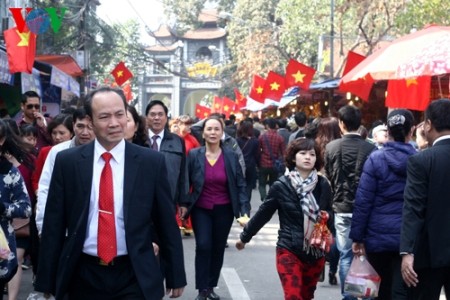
[198,9,219,23]
[146,43,179,52]
[152,24,173,38]
[182,27,226,40]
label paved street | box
[15,188,446,299]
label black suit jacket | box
[400,138,450,269]
[35,141,186,299]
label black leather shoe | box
[328,272,338,285]
[195,295,207,300]
[207,290,220,300]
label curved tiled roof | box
[145,43,179,52]
[152,24,173,38]
[182,27,226,40]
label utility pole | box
[330,0,335,79]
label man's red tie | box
[98,152,117,263]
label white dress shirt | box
[36,139,75,234]
[148,129,165,149]
[83,139,127,256]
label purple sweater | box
[196,153,230,209]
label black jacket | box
[401,138,450,269]
[240,175,332,262]
[324,134,375,213]
[186,146,250,218]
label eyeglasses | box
[26,104,40,110]
[148,112,165,118]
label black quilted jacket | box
[240,174,333,262]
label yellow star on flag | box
[224,105,229,112]
[270,81,280,91]
[215,103,220,109]
[256,86,263,94]
[117,70,124,77]
[203,112,208,117]
[196,109,200,113]
[406,78,418,87]
[16,30,30,47]
[292,71,306,83]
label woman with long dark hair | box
[236,120,260,204]
[125,105,149,147]
[0,119,32,298]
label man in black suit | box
[400,99,450,299]
[35,87,186,299]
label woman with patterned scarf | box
[236,138,333,300]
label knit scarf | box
[288,169,320,256]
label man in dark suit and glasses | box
[34,87,186,299]
[400,99,450,299]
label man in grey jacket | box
[146,100,188,209]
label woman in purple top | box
[181,116,249,300]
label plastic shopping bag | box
[0,226,10,260]
[344,255,381,298]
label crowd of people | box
[0,87,448,300]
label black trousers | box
[367,251,409,300]
[410,266,450,300]
[68,255,144,300]
[191,204,234,291]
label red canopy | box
[35,54,83,77]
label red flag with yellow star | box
[385,77,431,111]
[263,71,286,101]
[339,73,374,102]
[234,88,247,111]
[249,75,266,103]
[111,61,133,86]
[4,26,36,74]
[285,59,315,90]
[222,96,236,118]
[212,96,224,113]
[195,104,211,119]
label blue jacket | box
[350,142,416,253]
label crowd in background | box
[0,88,448,300]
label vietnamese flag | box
[249,75,266,103]
[195,104,211,119]
[339,73,374,102]
[342,51,366,77]
[285,59,315,90]
[385,77,431,111]
[122,83,132,102]
[111,61,133,86]
[212,96,224,113]
[263,71,286,101]
[222,97,236,118]
[4,26,36,74]
[234,88,247,111]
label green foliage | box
[395,0,450,34]
[162,0,205,33]
[226,0,285,86]
[32,0,147,91]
